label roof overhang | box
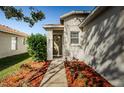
[79,6,110,28]
[43,24,64,31]
[60,11,90,24]
[0,25,28,37]
[60,11,90,19]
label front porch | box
[43,24,64,60]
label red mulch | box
[64,60,112,87]
[0,61,51,87]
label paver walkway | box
[40,59,68,87]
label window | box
[11,37,17,50]
[70,32,79,44]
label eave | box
[79,6,110,28]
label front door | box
[53,35,62,58]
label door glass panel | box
[53,35,62,57]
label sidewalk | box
[40,59,68,87]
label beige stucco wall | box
[46,30,53,60]
[63,14,87,60]
[0,32,27,58]
[81,7,124,86]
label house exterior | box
[0,24,28,58]
[44,11,89,60]
[43,6,124,86]
[78,6,124,87]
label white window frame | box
[11,37,17,50]
[70,31,80,45]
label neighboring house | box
[44,6,124,86]
[0,24,28,58]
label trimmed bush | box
[27,33,47,62]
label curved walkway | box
[40,59,68,87]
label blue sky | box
[0,6,95,35]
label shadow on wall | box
[81,7,124,86]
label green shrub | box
[27,33,47,62]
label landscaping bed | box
[0,61,51,87]
[64,60,112,87]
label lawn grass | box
[0,53,32,80]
